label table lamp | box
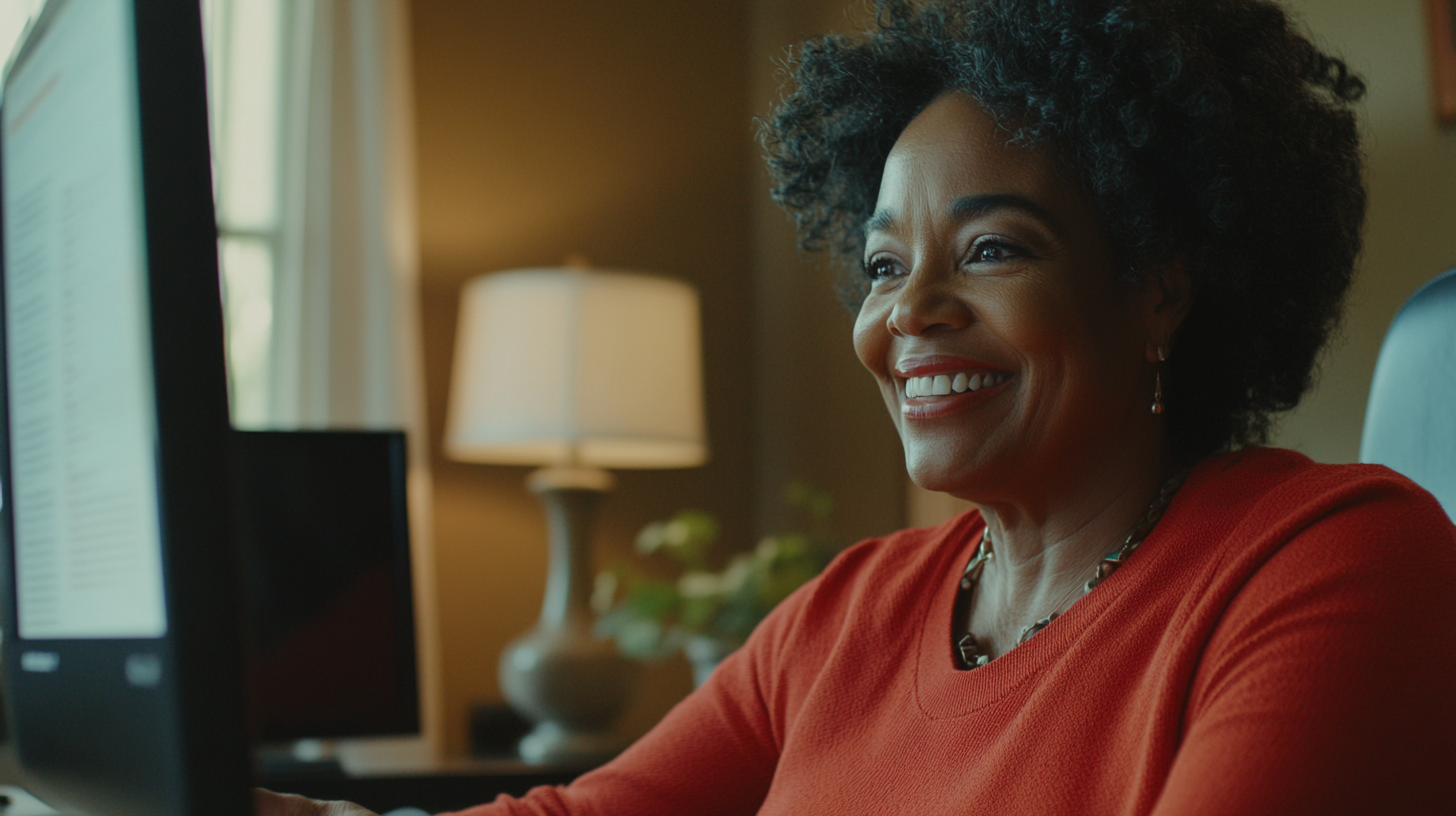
[444,266,707,763]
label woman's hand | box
[254,789,379,816]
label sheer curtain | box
[203,0,442,760]
[0,1,47,80]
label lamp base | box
[517,721,632,765]
[500,476,639,765]
[499,622,639,765]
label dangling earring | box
[1151,345,1166,415]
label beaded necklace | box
[955,471,1187,669]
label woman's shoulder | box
[1173,446,1455,611]
[1164,450,1456,812]
[1183,446,1450,536]
[1192,444,1421,489]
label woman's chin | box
[904,452,981,498]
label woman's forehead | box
[875,93,1079,230]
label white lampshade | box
[444,267,708,469]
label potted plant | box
[592,484,836,686]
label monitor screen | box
[233,430,419,742]
[0,1,252,813]
[4,0,167,645]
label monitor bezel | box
[0,0,252,813]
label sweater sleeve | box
[439,575,820,816]
[1151,476,1456,816]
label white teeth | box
[904,370,1010,398]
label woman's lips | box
[893,355,1013,419]
[894,354,1000,379]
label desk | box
[261,756,593,814]
[2,759,588,815]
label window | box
[202,0,283,426]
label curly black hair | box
[760,0,1367,466]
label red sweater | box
[450,449,1456,815]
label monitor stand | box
[255,739,346,779]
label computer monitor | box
[0,1,253,814]
[232,430,419,743]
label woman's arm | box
[255,789,378,816]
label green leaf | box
[635,522,667,555]
[615,618,671,661]
[659,510,719,569]
[627,581,680,620]
[606,484,838,660]
[679,595,720,633]
[783,481,833,519]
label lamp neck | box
[529,467,612,631]
[528,465,614,493]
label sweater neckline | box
[911,475,1195,721]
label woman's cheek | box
[980,284,1080,356]
[852,296,892,376]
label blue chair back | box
[1360,268,1456,517]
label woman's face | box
[854,92,1165,501]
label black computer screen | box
[233,430,419,742]
[0,1,252,814]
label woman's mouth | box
[898,369,1013,419]
[903,370,1009,398]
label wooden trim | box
[1428,0,1456,127]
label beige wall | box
[411,0,913,756]
[1272,0,1456,463]
[749,0,908,540]
[412,0,757,755]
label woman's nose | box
[886,267,973,338]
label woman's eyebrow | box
[865,209,898,235]
[863,193,1060,238]
[950,194,1060,230]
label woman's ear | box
[1142,256,1192,362]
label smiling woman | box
[258,1,1456,814]
[849,92,1201,663]
[855,94,1174,502]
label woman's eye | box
[865,257,901,281]
[968,239,1020,264]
